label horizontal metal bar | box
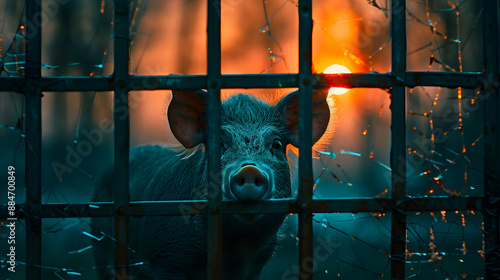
[0,72,486,92]
[131,74,297,89]
[43,76,113,91]
[223,73,298,88]
[1,196,484,218]
[43,203,115,217]
[130,74,206,90]
[316,72,392,88]
[319,72,483,89]
[0,76,113,92]
[406,72,483,88]
[0,77,23,91]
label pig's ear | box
[168,89,207,148]
[277,89,330,147]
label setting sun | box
[323,64,351,95]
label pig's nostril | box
[230,166,268,201]
[255,178,265,187]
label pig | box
[93,89,331,279]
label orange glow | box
[323,64,351,96]
[373,212,385,218]
[441,211,447,222]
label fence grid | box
[0,0,498,279]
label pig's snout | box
[230,165,268,201]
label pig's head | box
[168,89,330,206]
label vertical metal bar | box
[207,1,222,279]
[25,0,42,279]
[482,0,500,278]
[390,0,407,279]
[113,0,131,278]
[297,0,314,279]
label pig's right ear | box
[168,90,207,148]
[277,89,330,147]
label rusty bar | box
[0,194,485,220]
[0,72,489,92]
[297,0,314,279]
[42,76,114,91]
[390,0,407,278]
[405,71,482,89]
[24,0,42,279]
[482,0,500,278]
[113,0,131,278]
[20,196,482,218]
[0,77,24,91]
[206,0,222,279]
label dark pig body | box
[93,90,331,279]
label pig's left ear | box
[276,89,330,147]
[168,89,207,148]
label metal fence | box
[0,0,498,279]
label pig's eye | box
[271,139,284,153]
